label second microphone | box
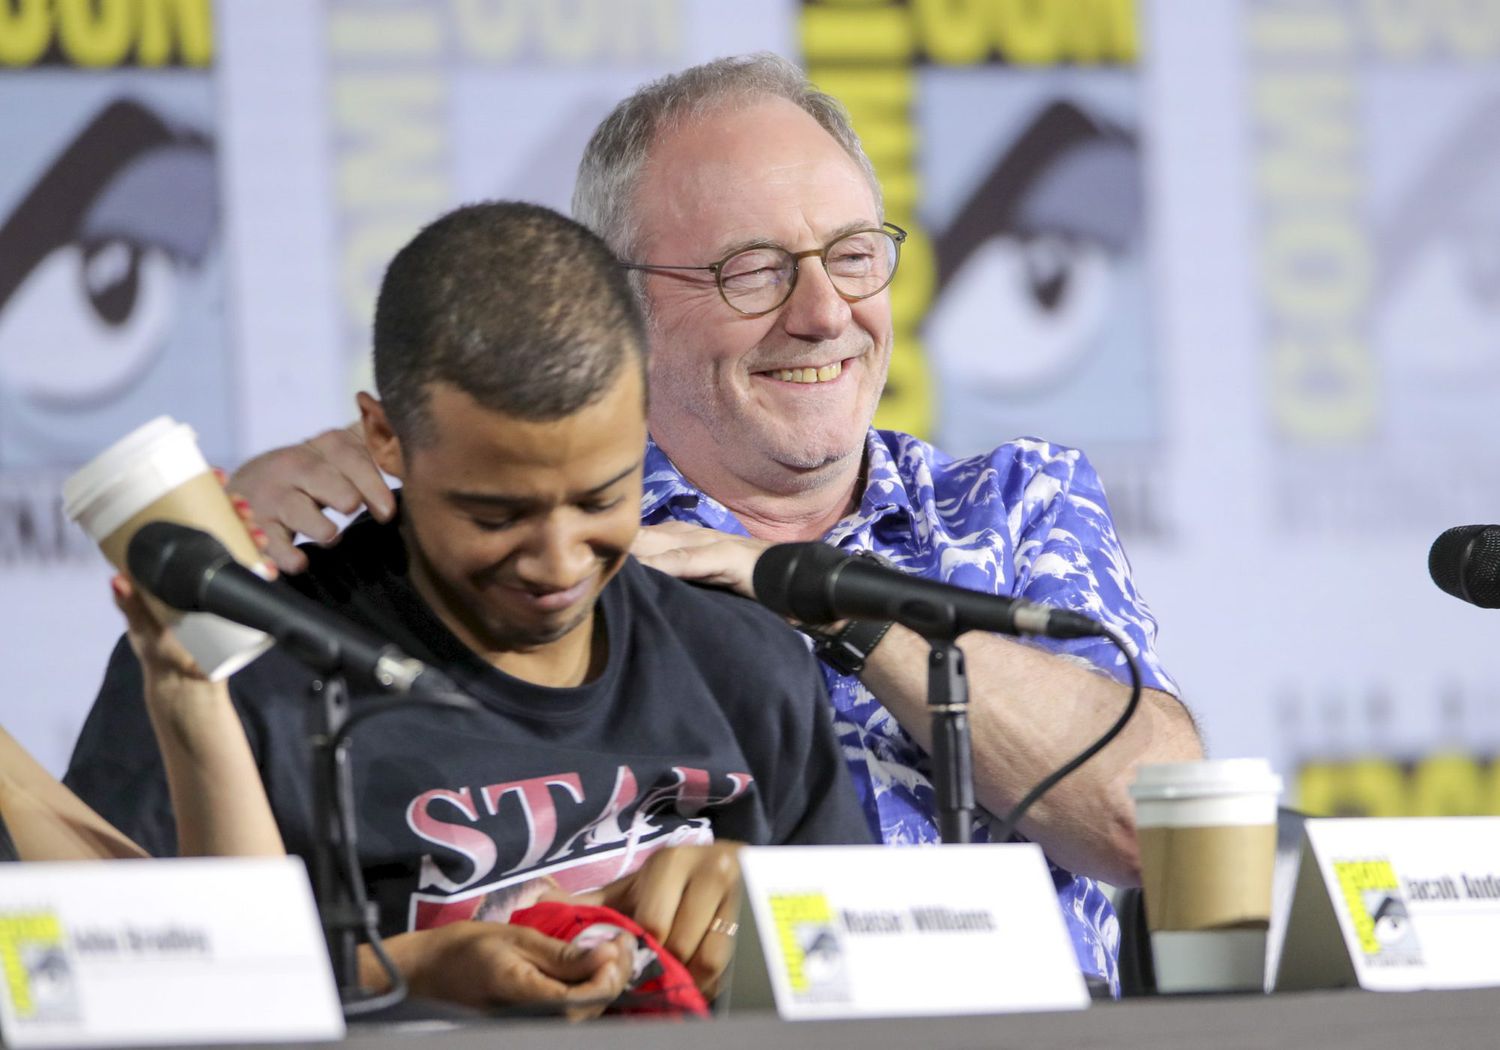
[753,542,1106,641]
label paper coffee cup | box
[1129,759,1283,994]
[63,416,274,680]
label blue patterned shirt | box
[640,428,1179,994]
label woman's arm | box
[112,574,285,857]
[0,725,146,861]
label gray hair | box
[572,52,883,263]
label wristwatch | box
[801,549,895,676]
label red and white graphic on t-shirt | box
[403,763,753,929]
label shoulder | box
[878,429,1104,517]
[616,558,820,688]
[622,557,810,651]
[287,512,402,606]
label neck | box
[490,616,601,688]
[661,440,866,544]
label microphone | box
[752,542,1106,640]
[1429,525,1500,608]
[127,521,458,696]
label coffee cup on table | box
[63,416,274,680]
[1128,758,1283,994]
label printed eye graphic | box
[1370,895,1411,947]
[927,100,1140,394]
[1371,94,1500,380]
[0,99,216,408]
[927,231,1115,390]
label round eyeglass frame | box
[620,222,908,318]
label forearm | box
[858,625,1202,885]
[143,680,284,857]
[0,727,146,860]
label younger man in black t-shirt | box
[66,202,869,1012]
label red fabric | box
[509,901,710,1018]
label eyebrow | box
[711,219,881,261]
[444,460,641,509]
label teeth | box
[770,361,843,384]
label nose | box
[780,258,852,341]
[515,512,596,590]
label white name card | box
[1276,817,1500,993]
[0,857,346,1047]
[728,844,1089,1020]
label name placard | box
[0,857,345,1047]
[728,844,1088,1020]
[1275,817,1500,992]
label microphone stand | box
[899,603,974,845]
[306,672,370,1002]
[927,640,974,844]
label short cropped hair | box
[573,52,882,260]
[373,201,645,443]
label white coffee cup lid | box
[1128,758,1283,802]
[63,416,209,540]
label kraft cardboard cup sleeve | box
[63,416,274,680]
[1129,759,1283,994]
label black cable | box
[988,623,1143,846]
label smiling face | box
[361,367,646,681]
[631,96,893,498]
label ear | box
[356,392,406,480]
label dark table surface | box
[328,985,1500,1050]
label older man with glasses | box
[231,53,1202,995]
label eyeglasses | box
[620,223,907,317]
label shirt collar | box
[639,437,751,537]
[640,430,917,541]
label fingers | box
[630,544,709,581]
[226,423,393,574]
[630,535,764,596]
[110,575,156,637]
[110,575,205,679]
[615,844,743,942]
[395,923,628,1014]
[307,426,396,522]
[660,854,742,996]
[630,521,717,555]
[259,522,309,575]
[619,855,689,946]
[491,926,631,1017]
[693,904,740,998]
[230,496,279,580]
[559,933,636,1021]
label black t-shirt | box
[65,514,870,933]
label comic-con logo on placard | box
[0,911,80,1025]
[1333,859,1422,967]
[768,892,851,1004]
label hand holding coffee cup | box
[1129,759,1283,994]
[110,502,277,684]
[65,417,275,680]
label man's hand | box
[631,522,769,599]
[368,922,636,1020]
[587,843,743,998]
[228,424,394,574]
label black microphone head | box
[1429,525,1500,609]
[752,542,849,622]
[126,521,232,612]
